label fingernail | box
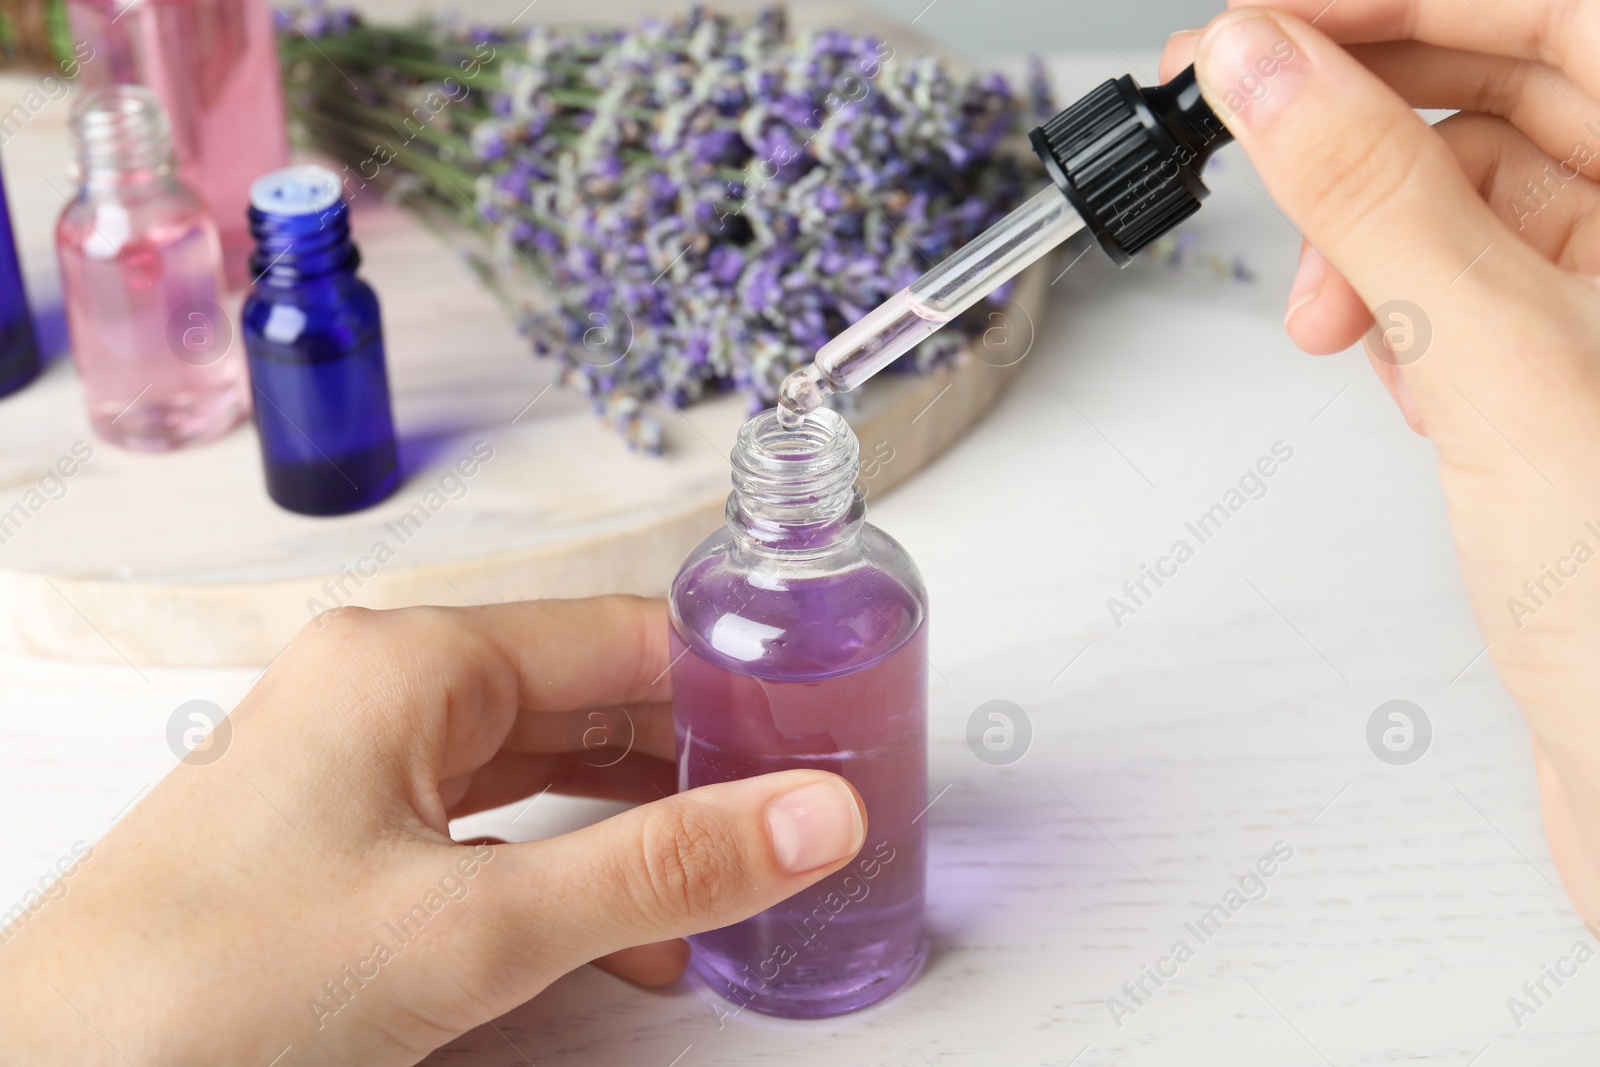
[1364,335,1427,436]
[1391,370,1425,435]
[1195,10,1307,131]
[1166,28,1199,46]
[1284,245,1327,329]
[765,779,864,874]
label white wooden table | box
[4,50,1598,1065]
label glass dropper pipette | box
[777,64,1234,427]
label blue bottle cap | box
[250,165,344,217]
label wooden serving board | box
[0,14,1051,667]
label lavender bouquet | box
[278,3,1054,452]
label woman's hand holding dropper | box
[1165,0,1600,921]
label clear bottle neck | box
[727,408,864,559]
[69,86,176,193]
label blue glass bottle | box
[242,166,399,515]
[0,164,41,399]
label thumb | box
[1191,8,1539,373]
[470,769,868,996]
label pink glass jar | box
[67,0,290,288]
[56,86,248,450]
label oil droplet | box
[776,363,830,428]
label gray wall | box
[351,1,1228,56]
[836,0,1226,54]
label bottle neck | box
[726,408,864,558]
[70,86,176,194]
[248,199,360,286]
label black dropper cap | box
[1029,64,1233,266]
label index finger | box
[1234,0,1600,105]
[258,595,677,782]
[452,596,677,772]
[465,595,675,711]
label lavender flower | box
[280,4,1052,453]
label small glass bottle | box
[67,0,291,287]
[56,86,247,450]
[242,165,399,516]
[670,408,929,1019]
[0,163,41,399]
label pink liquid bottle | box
[669,408,929,1018]
[66,0,290,287]
[56,86,247,449]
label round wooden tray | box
[0,37,1050,667]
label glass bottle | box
[670,408,929,1019]
[242,164,399,516]
[66,0,290,287]
[0,163,41,399]
[56,86,247,450]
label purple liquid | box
[671,552,928,1018]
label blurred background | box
[332,0,1228,55]
[747,0,1223,53]
[851,0,1223,52]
